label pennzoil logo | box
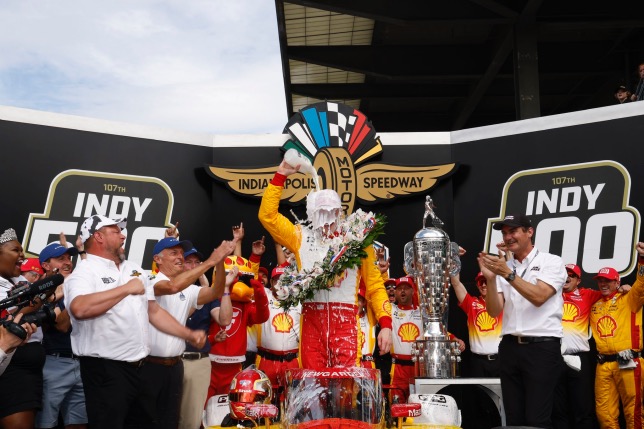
[22,169,174,269]
[206,102,455,213]
[485,161,640,279]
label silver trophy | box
[410,196,461,378]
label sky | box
[0,1,288,134]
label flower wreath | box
[275,209,386,311]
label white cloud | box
[0,0,288,134]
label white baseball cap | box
[79,215,127,244]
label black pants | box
[499,336,563,428]
[552,351,597,429]
[79,357,150,429]
[125,360,184,429]
[470,353,501,378]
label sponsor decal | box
[22,169,174,268]
[474,311,498,332]
[206,102,455,213]
[224,307,243,337]
[485,161,640,277]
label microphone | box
[0,274,64,309]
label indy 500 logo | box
[485,161,640,277]
[22,169,174,268]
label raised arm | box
[154,240,236,296]
[449,272,468,304]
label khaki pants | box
[179,357,212,429]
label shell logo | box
[596,315,617,338]
[562,302,580,322]
[474,311,497,332]
[398,322,420,342]
[272,313,294,333]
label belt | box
[257,349,298,362]
[182,352,209,360]
[597,350,642,364]
[48,352,79,360]
[473,353,498,361]
[392,357,415,366]
[504,335,560,345]
[144,355,182,366]
[362,354,374,362]
[125,358,146,368]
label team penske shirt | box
[590,263,644,355]
[562,287,602,354]
[65,254,154,362]
[391,304,422,358]
[459,294,502,355]
[148,271,202,357]
[497,247,567,337]
[255,295,300,353]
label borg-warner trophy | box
[408,196,461,378]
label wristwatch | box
[505,271,516,282]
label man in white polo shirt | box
[131,236,236,429]
[64,215,207,429]
[478,213,567,429]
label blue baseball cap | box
[39,242,79,263]
[153,237,193,256]
[184,247,204,261]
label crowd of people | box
[0,159,642,429]
[614,62,644,104]
[454,214,644,429]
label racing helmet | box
[228,367,273,420]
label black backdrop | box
[1,106,643,375]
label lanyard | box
[512,249,540,278]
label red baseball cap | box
[475,272,485,284]
[594,267,619,282]
[258,267,269,277]
[271,266,285,279]
[21,258,44,275]
[565,264,581,277]
[384,279,397,290]
[396,276,414,289]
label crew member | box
[590,247,644,429]
[451,271,502,377]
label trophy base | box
[413,339,460,379]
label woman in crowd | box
[0,228,46,429]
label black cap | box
[493,213,532,230]
[615,85,629,93]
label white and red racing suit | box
[259,173,392,369]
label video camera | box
[0,274,64,340]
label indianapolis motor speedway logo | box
[206,102,456,214]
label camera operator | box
[0,313,37,376]
[35,242,88,429]
[0,227,46,429]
